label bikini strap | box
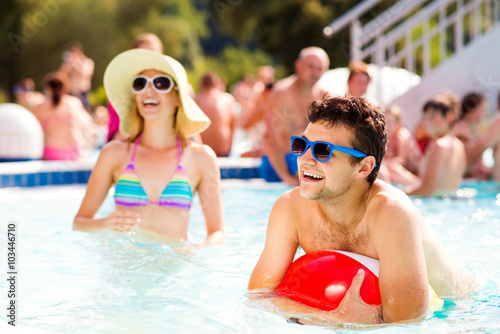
[131,134,142,162]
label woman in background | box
[31,72,95,161]
[452,92,490,179]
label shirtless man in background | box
[195,71,237,157]
[60,41,95,110]
[260,47,330,186]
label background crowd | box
[4,20,500,198]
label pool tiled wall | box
[0,157,262,188]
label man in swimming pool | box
[260,47,330,185]
[249,96,467,324]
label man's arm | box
[248,192,299,290]
[248,190,382,324]
[372,193,430,322]
[251,268,382,326]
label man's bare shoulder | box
[364,181,423,252]
[220,91,236,103]
[273,74,297,91]
[268,77,299,108]
[270,75,301,101]
[368,180,418,218]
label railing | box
[324,0,500,77]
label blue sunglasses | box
[291,136,376,166]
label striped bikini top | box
[114,135,192,210]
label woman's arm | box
[195,146,225,246]
[73,142,140,232]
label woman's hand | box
[104,210,141,233]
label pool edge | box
[0,157,263,188]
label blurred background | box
[0,0,399,105]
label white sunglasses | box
[131,75,177,94]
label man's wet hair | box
[307,95,387,184]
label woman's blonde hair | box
[127,103,144,143]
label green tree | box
[207,0,397,74]
[0,0,26,101]
[188,45,282,92]
[0,0,208,104]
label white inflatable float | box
[0,103,43,162]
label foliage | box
[206,0,397,74]
[0,0,207,102]
[188,45,283,93]
[0,0,407,105]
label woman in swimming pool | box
[73,49,225,250]
[31,72,95,161]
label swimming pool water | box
[1,181,500,333]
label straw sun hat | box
[104,49,210,137]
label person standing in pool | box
[249,96,470,324]
[31,72,96,161]
[260,47,329,185]
[451,92,490,179]
[73,49,225,251]
[194,71,238,157]
[404,100,466,197]
[59,41,95,111]
[466,90,500,182]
